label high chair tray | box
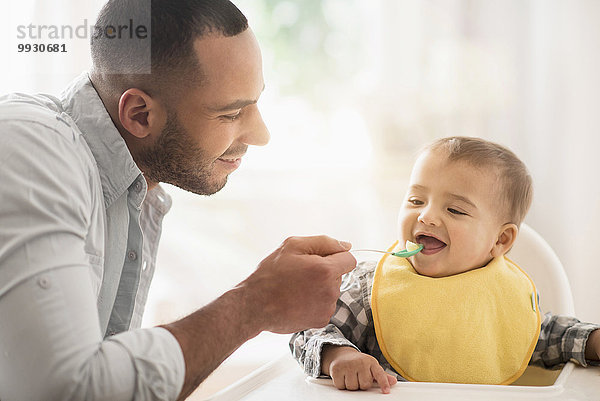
[204,354,600,401]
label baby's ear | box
[491,224,518,258]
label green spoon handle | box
[351,244,423,258]
[391,244,424,258]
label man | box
[0,1,356,400]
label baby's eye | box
[448,208,467,216]
[408,198,423,206]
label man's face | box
[398,150,506,277]
[138,28,269,195]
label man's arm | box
[0,117,185,400]
[0,115,357,399]
[162,236,356,400]
[0,266,185,400]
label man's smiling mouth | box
[216,156,243,170]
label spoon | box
[351,240,424,258]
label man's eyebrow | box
[210,83,266,112]
[448,193,477,209]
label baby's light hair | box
[423,136,533,226]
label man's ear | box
[491,223,519,258]
[118,88,165,139]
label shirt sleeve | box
[0,116,185,400]
[289,261,375,377]
[530,312,600,368]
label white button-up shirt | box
[0,72,185,400]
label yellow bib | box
[371,241,541,385]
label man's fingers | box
[371,365,391,394]
[284,235,352,257]
[324,250,357,276]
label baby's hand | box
[321,345,397,394]
[585,329,600,360]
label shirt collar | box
[60,72,140,208]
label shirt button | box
[127,250,138,261]
[55,113,70,127]
[134,180,143,193]
[37,276,51,289]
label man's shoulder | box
[0,92,63,122]
[0,92,87,154]
[0,92,98,186]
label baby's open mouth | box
[416,234,447,255]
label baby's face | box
[398,150,507,277]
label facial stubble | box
[135,112,227,196]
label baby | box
[290,136,600,393]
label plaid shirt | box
[290,261,600,379]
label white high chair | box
[507,223,575,316]
[205,224,599,401]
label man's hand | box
[162,235,356,400]
[322,345,397,394]
[585,329,600,360]
[239,235,356,334]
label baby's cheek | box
[450,229,481,260]
[397,210,414,239]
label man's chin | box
[143,163,230,196]
[175,175,228,196]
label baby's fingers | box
[331,372,347,390]
[371,365,392,394]
[344,372,360,391]
[358,367,375,390]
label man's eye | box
[222,111,241,121]
[448,208,467,215]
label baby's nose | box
[418,208,441,226]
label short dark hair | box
[91,0,248,99]
[424,136,533,226]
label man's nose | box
[418,205,441,226]
[240,105,270,146]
